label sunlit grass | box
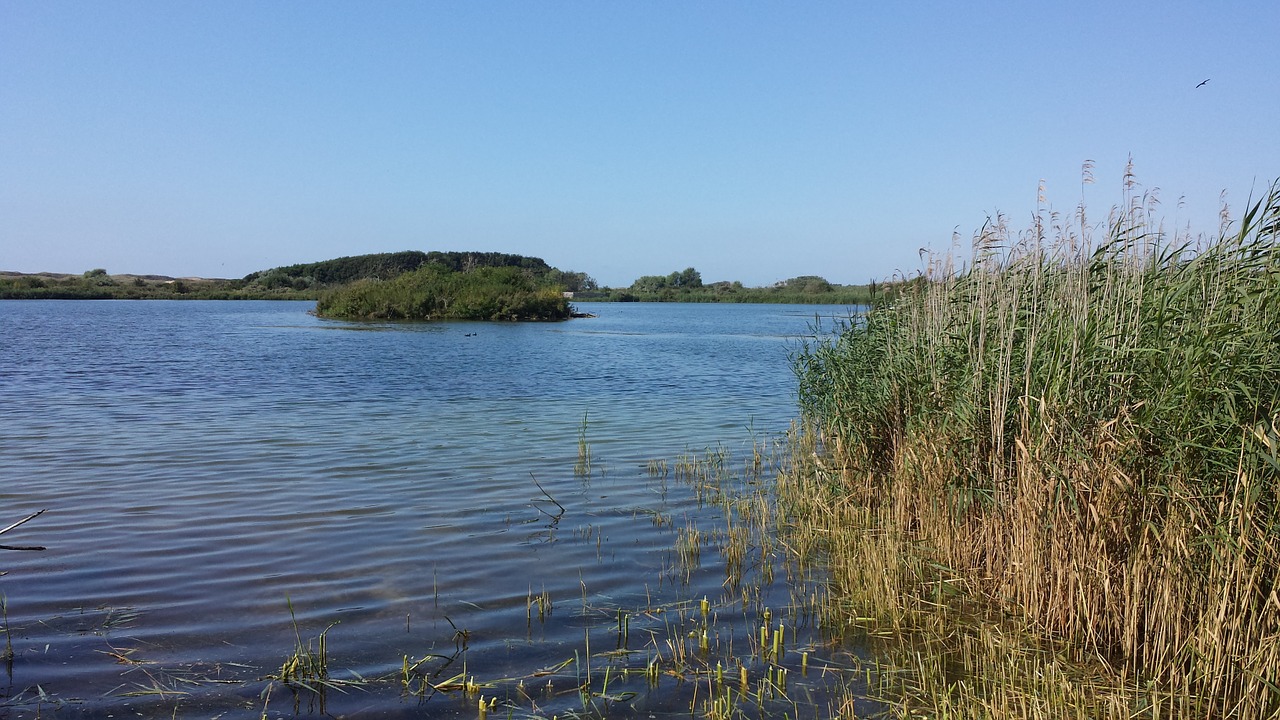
[789,172,1280,718]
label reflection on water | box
[0,300,875,718]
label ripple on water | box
[0,299,859,717]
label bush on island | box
[314,264,572,321]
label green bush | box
[315,265,572,321]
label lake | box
[0,300,876,719]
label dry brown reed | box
[788,172,1280,718]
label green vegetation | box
[2,252,876,306]
[243,250,431,291]
[243,250,597,294]
[0,270,289,300]
[576,269,878,304]
[632,266,705,293]
[0,251,597,303]
[314,264,572,321]
[786,177,1280,717]
[1,595,11,664]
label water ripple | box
[0,299,852,717]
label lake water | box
[0,300,874,719]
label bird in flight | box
[1196,78,1210,88]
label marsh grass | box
[1,594,12,664]
[377,435,855,719]
[575,410,593,477]
[789,173,1280,717]
[675,524,703,570]
[262,600,369,715]
[527,586,553,623]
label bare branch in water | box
[0,509,47,537]
[528,473,565,514]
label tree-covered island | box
[314,264,572,321]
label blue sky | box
[3,2,1277,287]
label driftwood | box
[528,473,565,525]
[0,509,47,551]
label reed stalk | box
[1,594,12,663]
[789,175,1280,717]
[575,410,593,477]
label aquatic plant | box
[1,594,12,664]
[575,410,593,477]
[264,599,365,708]
[789,171,1280,717]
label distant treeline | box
[1,253,879,306]
[0,269,308,300]
[0,252,595,302]
[579,269,878,305]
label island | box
[314,264,572,321]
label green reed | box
[264,598,362,708]
[1,594,12,664]
[789,173,1280,717]
[575,410,593,477]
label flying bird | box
[1196,78,1210,88]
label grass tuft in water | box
[575,410,593,477]
[1,594,12,664]
[263,599,365,708]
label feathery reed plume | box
[789,174,1280,718]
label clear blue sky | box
[3,2,1277,287]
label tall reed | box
[1,594,12,663]
[788,173,1280,717]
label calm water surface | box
[0,300,873,719]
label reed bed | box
[788,174,1280,718]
